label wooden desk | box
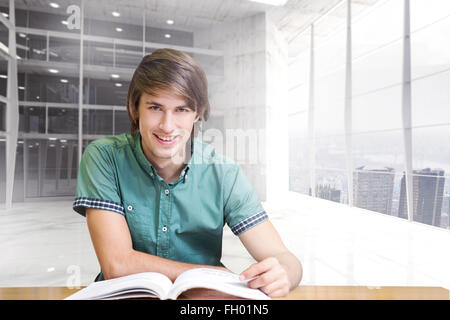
[0,285,448,300]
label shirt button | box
[164,189,170,195]
[127,205,133,211]
[162,226,167,232]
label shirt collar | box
[132,131,195,184]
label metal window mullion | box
[113,39,116,68]
[308,24,316,198]
[345,0,353,206]
[142,11,146,56]
[78,0,85,164]
[5,0,19,209]
[402,0,414,222]
[46,31,50,62]
[45,102,48,134]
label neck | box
[141,137,193,183]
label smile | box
[153,133,178,145]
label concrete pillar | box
[195,13,289,203]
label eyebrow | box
[145,101,191,109]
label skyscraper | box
[310,184,341,203]
[353,166,395,215]
[398,168,445,227]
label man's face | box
[137,90,198,166]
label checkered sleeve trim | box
[230,210,268,236]
[73,197,125,216]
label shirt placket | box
[157,182,171,258]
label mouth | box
[153,133,179,145]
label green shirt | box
[73,132,268,280]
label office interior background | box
[0,0,449,289]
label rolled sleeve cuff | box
[230,210,268,236]
[73,197,125,217]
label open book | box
[65,268,270,300]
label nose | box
[159,111,176,133]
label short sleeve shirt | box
[73,132,268,279]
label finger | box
[240,257,277,280]
[247,269,278,289]
[267,287,290,298]
[261,279,289,297]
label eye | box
[148,106,160,111]
[177,107,190,112]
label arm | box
[238,220,302,297]
[86,208,227,282]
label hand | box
[239,257,290,298]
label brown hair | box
[126,48,210,135]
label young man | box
[73,48,302,298]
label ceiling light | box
[115,27,123,32]
[115,83,122,87]
[61,20,68,25]
[166,19,174,25]
[18,86,25,90]
[60,79,68,83]
[48,69,59,74]
[0,74,7,79]
[2,13,8,18]
[248,0,288,6]
[49,2,60,9]
[112,11,120,17]
[164,34,171,39]
[48,137,57,141]
[111,74,120,79]
[19,33,27,38]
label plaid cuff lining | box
[230,210,268,236]
[73,197,125,216]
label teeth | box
[156,135,175,141]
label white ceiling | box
[2,0,379,57]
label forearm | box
[274,251,303,290]
[106,249,225,282]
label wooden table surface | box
[0,285,448,300]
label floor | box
[1,193,449,289]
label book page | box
[65,272,173,300]
[168,268,270,300]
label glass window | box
[288,111,309,195]
[86,78,127,106]
[25,34,47,61]
[398,171,447,228]
[115,44,142,69]
[352,130,405,172]
[353,167,396,215]
[352,85,402,133]
[412,126,450,174]
[0,102,5,132]
[411,71,450,127]
[24,139,78,198]
[49,37,80,64]
[0,13,9,49]
[0,138,5,203]
[84,40,114,67]
[83,109,113,135]
[19,105,46,133]
[48,107,78,134]
[114,110,130,135]
[316,168,347,204]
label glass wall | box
[0,0,224,203]
[288,0,450,229]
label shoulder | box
[192,138,238,171]
[86,134,133,157]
